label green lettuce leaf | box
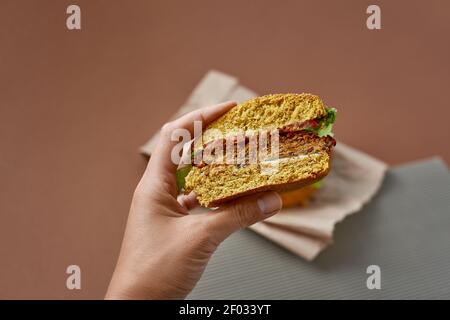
[307,107,337,137]
[176,165,192,193]
[312,180,322,189]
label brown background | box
[0,0,449,299]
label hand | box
[105,102,283,299]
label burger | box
[177,93,337,208]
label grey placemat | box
[188,158,450,299]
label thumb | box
[206,191,282,243]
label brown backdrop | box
[0,0,449,299]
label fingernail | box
[257,192,282,215]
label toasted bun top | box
[201,93,327,146]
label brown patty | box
[194,131,335,166]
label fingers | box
[150,101,237,176]
[205,191,283,243]
[177,192,200,211]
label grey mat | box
[188,158,450,299]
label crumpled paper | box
[141,70,387,260]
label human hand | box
[105,101,282,299]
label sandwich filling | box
[193,131,335,168]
